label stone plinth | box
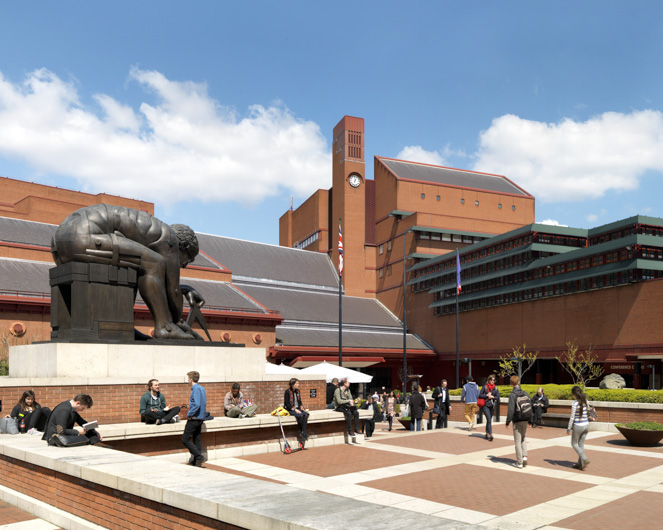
[9,342,266,380]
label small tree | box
[497,344,538,381]
[555,340,604,389]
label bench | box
[101,409,372,456]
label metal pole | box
[403,230,408,395]
[455,247,460,389]
[338,217,342,367]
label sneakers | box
[513,462,523,469]
[469,422,474,431]
[171,415,180,423]
[523,458,528,467]
[581,459,590,469]
[188,454,196,465]
[155,419,162,425]
[194,455,208,467]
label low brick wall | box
[0,380,326,424]
[0,455,245,530]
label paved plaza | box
[205,421,663,529]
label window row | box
[293,231,320,250]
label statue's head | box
[171,224,199,267]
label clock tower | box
[331,116,366,297]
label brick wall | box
[0,456,244,529]
[0,380,326,424]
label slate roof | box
[0,258,51,295]
[276,327,430,350]
[0,217,56,247]
[238,283,403,327]
[196,233,339,288]
[177,279,268,313]
[378,157,530,197]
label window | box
[387,265,392,276]
[498,204,502,209]
[461,198,465,204]
[379,244,384,255]
[512,205,516,211]
[436,195,440,201]
[379,268,384,278]
[475,200,479,206]
[442,233,451,241]
[431,233,441,241]
[421,193,425,199]
[387,240,392,251]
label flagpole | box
[455,246,460,389]
[338,217,343,367]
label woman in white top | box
[567,385,590,470]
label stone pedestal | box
[50,262,138,342]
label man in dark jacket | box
[431,379,451,429]
[505,375,530,468]
[408,384,427,432]
[42,394,101,445]
[530,387,549,427]
[360,396,381,439]
[326,378,339,409]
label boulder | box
[600,373,626,389]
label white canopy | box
[265,362,301,375]
[299,361,373,384]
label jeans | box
[182,418,203,458]
[289,408,309,437]
[226,404,257,418]
[482,406,493,436]
[388,415,393,431]
[144,406,181,424]
[337,407,360,433]
[512,421,528,464]
[410,417,422,431]
[571,424,589,465]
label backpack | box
[513,389,532,422]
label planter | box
[616,425,663,447]
[397,418,411,430]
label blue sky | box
[2,1,663,244]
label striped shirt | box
[567,400,589,430]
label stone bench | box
[100,409,373,457]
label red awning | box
[289,356,385,368]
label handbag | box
[588,405,598,422]
[0,417,19,435]
[51,433,90,447]
[476,398,486,408]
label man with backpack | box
[505,375,532,469]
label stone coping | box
[100,410,373,441]
[0,374,325,387]
[449,395,663,410]
[0,435,451,529]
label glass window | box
[475,200,479,206]
[512,205,516,211]
[461,198,465,204]
[498,203,502,209]
[421,193,425,199]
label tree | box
[497,344,538,380]
[555,340,604,389]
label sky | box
[2,1,663,244]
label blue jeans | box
[410,418,422,431]
[482,406,493,436]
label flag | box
[338,222,344,275]
[456,251,462,295]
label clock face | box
[348,174,361,188]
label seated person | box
[42,394,102,445]
[139,379,181,425]
[360,395,381,439]
[224,383,258,418]
[530,387,550,427]
[334,377,361,438]
[326,378,339,409]
[283,378,309,441]
[7,390,51,433]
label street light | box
[510,356,522,380]
[402,228,412,395]
[461,357,472,378]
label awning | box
[289,356,385,368]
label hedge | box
[449,384,663,404]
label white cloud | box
[585,214,598,223]
[472,111,663,202]
[396,145,447,166]
[0,68,330,205]
[539,219,568,227]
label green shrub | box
[450,384,663,404]
[616,422,663,431]
[0,359,7,376]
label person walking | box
[567,385,590,470]
[505,375,531,468]
[479,375,499,441]
[386,391,396,431]
[408,384,427,432]
[182,371,213,467]
[461,375,480,431]
[431,379,451,429]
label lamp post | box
[510,357,522,381]
[648,364,656,390]
[461,357,472,378]
[402,228,410,396]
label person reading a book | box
[42,394,102,445]
[224,383,258,418]
[139,379,181,425]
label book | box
[83,421,98,431]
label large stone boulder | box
[600,373,626,389]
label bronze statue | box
[51,204,202,340]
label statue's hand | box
[180,285,205,308]
[176,319,203,340]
